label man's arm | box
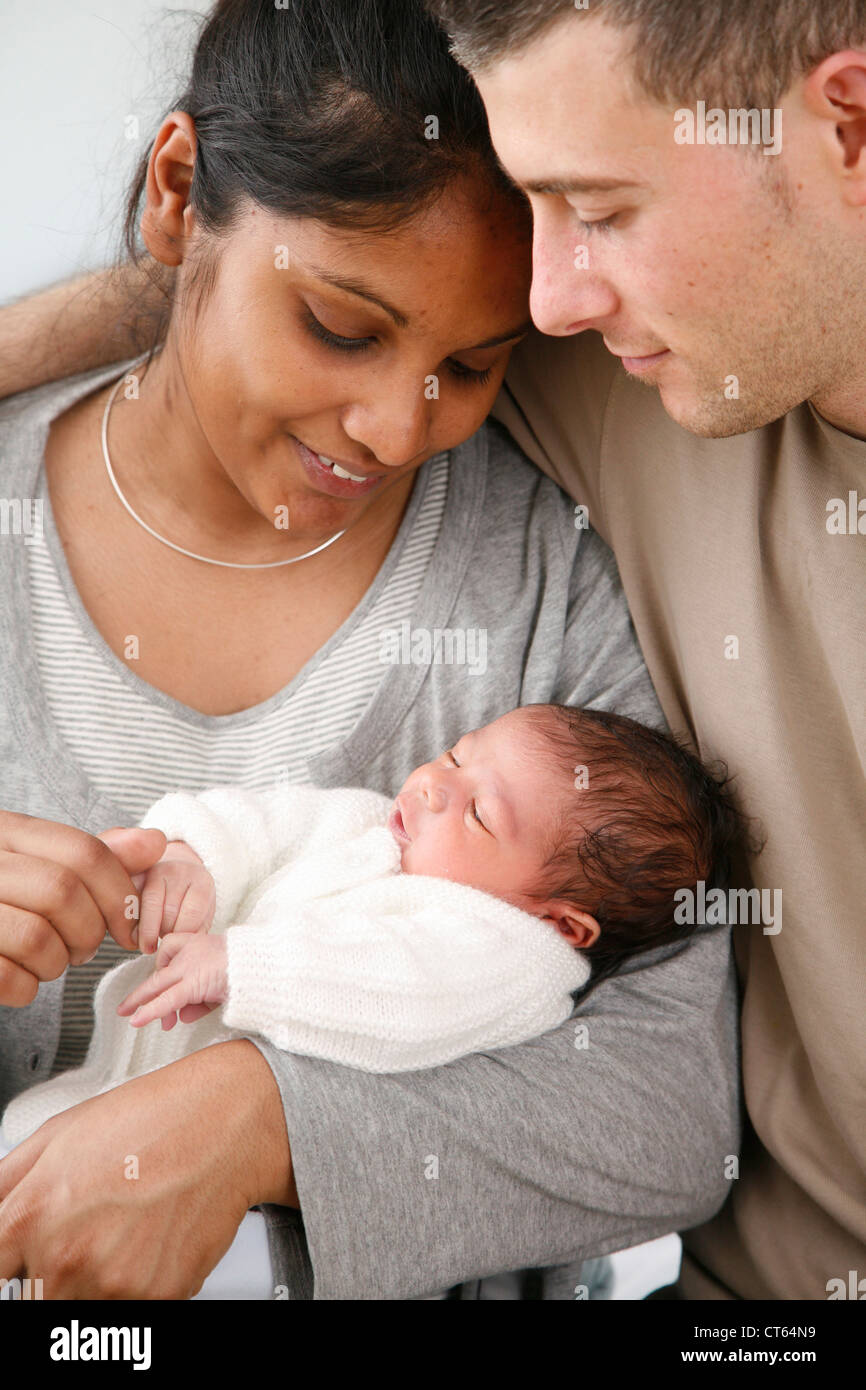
[0,260,171,399]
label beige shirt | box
[494,327,866,1300]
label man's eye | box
[574,215,617,236]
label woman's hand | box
[0,1039,298,1298]
[0,812,167,1007]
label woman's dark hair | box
[124,0,527,265]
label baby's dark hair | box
[519,704,760,985]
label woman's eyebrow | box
[304,265,410,327]
[469,322,533,350]
[303,264,531,347]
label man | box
[430,0,866,1299]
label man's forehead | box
[475,18,668,185]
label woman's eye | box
[305,307,495,385]
[304,307,374,353]
[447,360,493,387]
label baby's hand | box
[117,933,228,1031]
[130,841,217,954]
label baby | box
[2,702,745,1146]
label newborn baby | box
[2,702,744,1145]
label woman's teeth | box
[317,453,367,483]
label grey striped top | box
[0,362,738,1301]
[28,448,449,1072]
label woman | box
[0,0,737,1298]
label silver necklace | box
[101,361,346,569]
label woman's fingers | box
[0,812,165,953]
[0,850,108,969]
[0,903,71,982]
[0,953,40,1008]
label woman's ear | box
[539,903,600,949]
[140,111,199,266]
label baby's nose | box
[422,777,448,813]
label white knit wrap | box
[3,784,588,1144]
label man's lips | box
[606,345,671,375]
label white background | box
[0,0,210,303]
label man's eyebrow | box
[304,266,410,327]
[521,176,641,196]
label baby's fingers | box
[127,977,194,1029]
[136,874,167,955]
[116,942,187,1016]
[172,880,215,937]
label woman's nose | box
[342,373,433,468]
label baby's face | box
[388,709,563,910]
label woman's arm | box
[0,260,171,399]
[0,1039,297,1298]
[251,921,738,1298]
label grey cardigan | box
[0,363,739,1299]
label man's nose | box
[529,203,619,337]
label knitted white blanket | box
[3,783,588,1144]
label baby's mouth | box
[388,801,411,845]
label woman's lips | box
[293,436,385,498]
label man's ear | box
[140,111,199,266]
[538,902,600,949]
[803,51,866,203]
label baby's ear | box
[540,903,600,950]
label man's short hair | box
[427,1,866,109]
